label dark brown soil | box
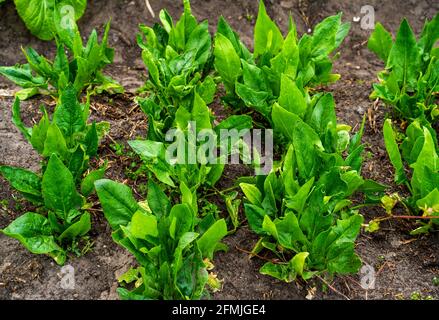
[1,0,439,300]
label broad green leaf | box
[95,179,139,229]
[169,204,194,240]
[58,212,91,242]
[411,128,439,198]
[14,0,86,40]
[0,166,42,203]
[278,74,306,117]
[289,252,309,277]
[254,0,284,57]
[130,210,158,239]
[387,19,420,88]
[244,203,267,234]
[235,82,270,117]
[147,180,171,219]
[2,212,64,258]
[260,262,293,282]
[368,22,393,63]
[11,98,32,141]
[42,124,69,159]
[30,108,50,154]
[270,28,299,78]
[214,32,242,93]
[418,13,439,56]
[80,166,105,196]
[192,92,211,131]
[217,16,252,61]
[42,154,82,213]
[240,183,263,206]
[197,219,227,259]
[54,85,85,139]
[0,64,46,88]
[383,119,407,184]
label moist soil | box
[1,0,439,300]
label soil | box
[1,0,439,300]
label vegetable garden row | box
[0,0,438,300]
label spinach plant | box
[0,86,108,264]
[383,119,439,233]
[129,92,252,193]
[368,14,439,122]
[240,92,384,281]
[137,0,216,142]
[11,0,87,41]
[214,0,350,121]
[0,12,122,100]
[95,179,227,300]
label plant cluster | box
[368,15,439,233]
[0,86,108,264]
[0,6,122,100]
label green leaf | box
[169,204,194,241]
[418,13,439,56]
[128,139,175,187]
[278,74,306,117]
[416,188,439,214]
[42,154,83,213]
[259,262,293,282]
[54,85,85,138]
[215,115,252,134]
[290,252,309,277]
[15,87,40,100]
[383,119,407,184]
[240,183,262,206]
[30,108,50,154]
[130,210,158,239]
[197,219,227,259]
[14,0,87,40]
[244,203,267,234]
[192,92,212,131]
[0,64,46,88]
[42,124,69,159]
[235,82,270,117]
[0,166,42,203]
[254,0,284,57]
[387,19,421,88]
[11,97,32,141]
[214,32,242,93]
[2,212,64,260]
[58,212,91,242]
[80,166,106,196]
[147,180,171,219]
[270,28,299,78]
[368,22,393,63]
[411,128,439,198]
[95,179,139,229]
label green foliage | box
[214,0,350,120]
[137,0,216,141]
[0,13,122,99]
[0,86,108,264]
[368,15,439,122]
[129,92,252,192]
[241,93,385,280]
[13,0,87,40]
[95,179,228,300]
[383,119,439,232]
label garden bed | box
[1,0,438,300]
